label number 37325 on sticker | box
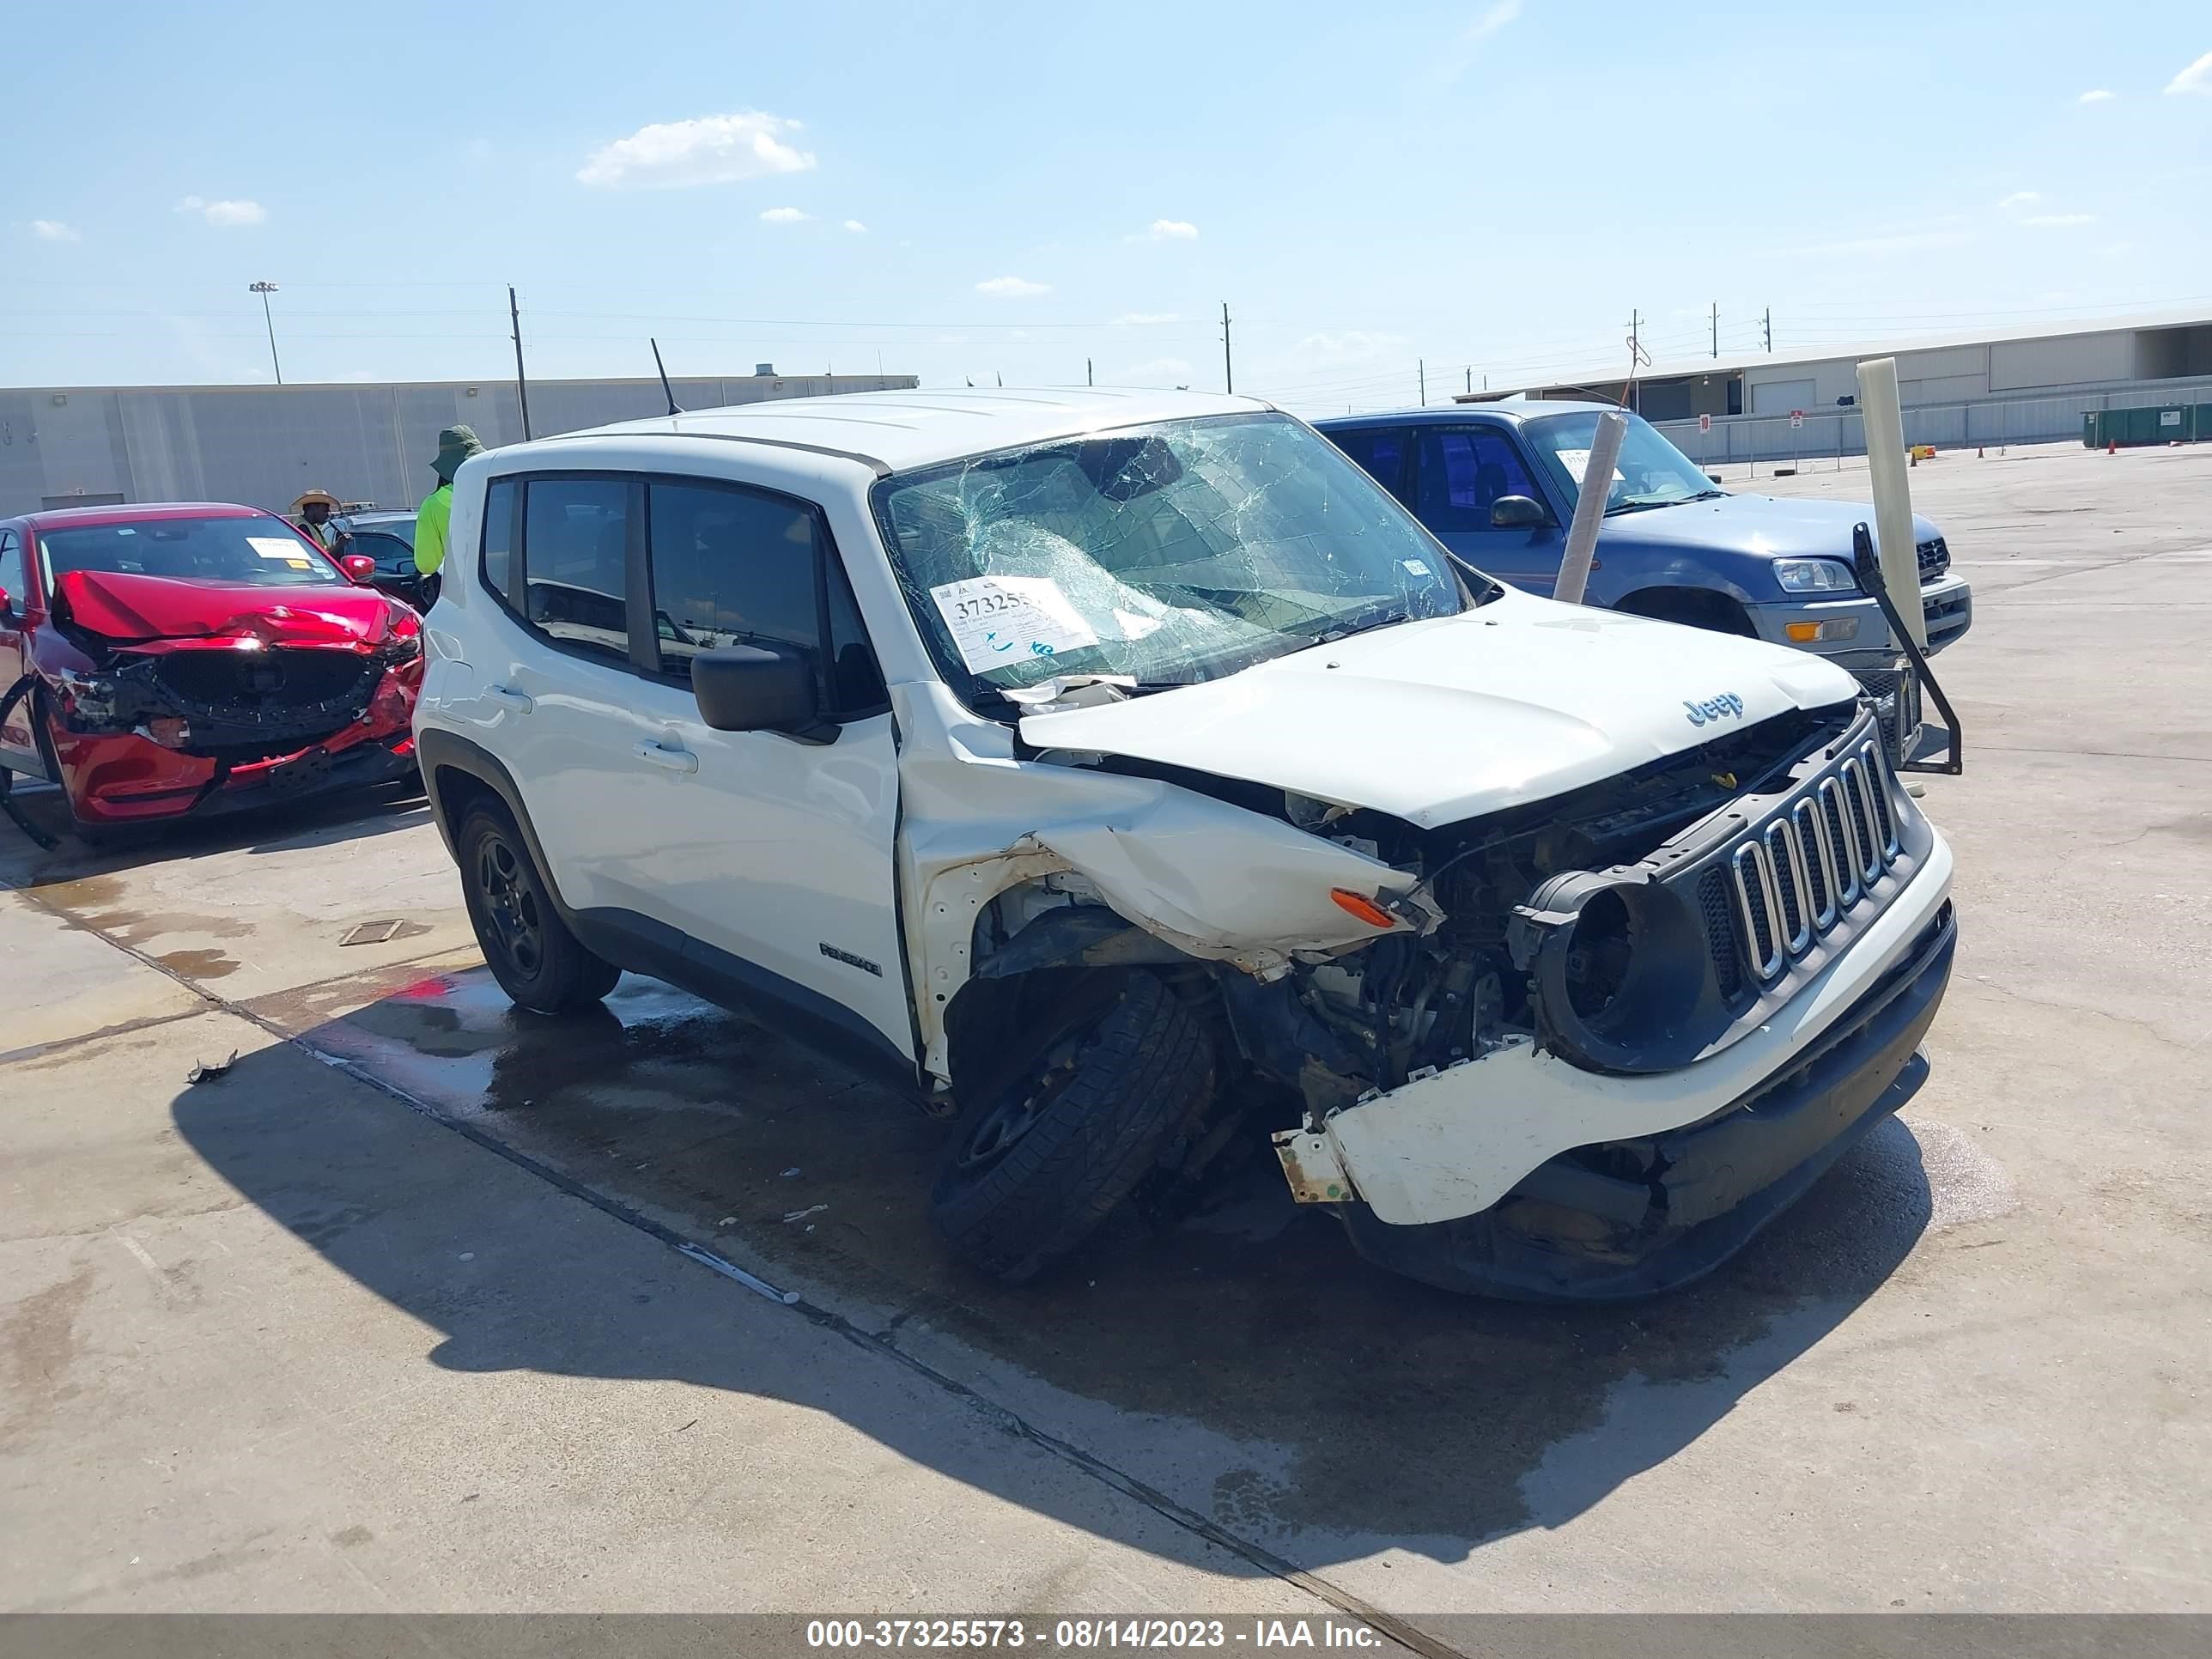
[928,575,1100,672]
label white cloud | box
[975,276,1051,299]
[577,111,816,189]
[842,219,866,233]
[759,206,811,223]
[1779,227,1973,258]
[2023,212,2098,228]
[1996,190,2040,210]
[30,220,79,241]
[1433,0,1522,83]
[2165,50,2212,95]
[1114,357,1194,386]
[1113,312,1182,325]
[2077,88,2115,104]
[1295,330,1410,363]
[174,196,266,226]
[1146,218,1198,240]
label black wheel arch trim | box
[417,726,924,1100]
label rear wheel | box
[930,969,1214,1284]
[457,805,621,1013]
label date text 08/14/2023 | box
[805,1617,1387,1650]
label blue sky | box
[6,1,2209,412]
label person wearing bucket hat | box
[411,424,485,594]
[292,488,342,550]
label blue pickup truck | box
[1316,403,1972,746]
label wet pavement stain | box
[217,964,1965,1561]
[155,948,240,981]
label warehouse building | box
[1464,307,2212,462]
[0,368,918,519]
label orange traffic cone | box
[2108,439,2117,454]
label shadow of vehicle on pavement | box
[173,969,1934,1571]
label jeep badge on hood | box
[1684,693,1746,726]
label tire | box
[457,804,622,1013]
[930,970,1214,1284]
[29,689,116,848]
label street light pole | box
[248,281,283,384]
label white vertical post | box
[1553,410,1626,606]
[1855,357,1927,648]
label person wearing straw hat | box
[411,424,484,603]
[292,488,342,551]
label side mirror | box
[0,585,12,617]
[691,644,820,736]
[339,553,379,583]
[1706,473,1723,485]
[1489,494,1549,529]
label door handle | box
[486,685,533,713]
[635,740,699,774]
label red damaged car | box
[0,502,422,834]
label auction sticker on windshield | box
[247,537,314,568]
[931,575,1100,672]
[1553,449,1625,487]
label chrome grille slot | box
[1819,781,1861,907]
[1858,739,1900,856]
[1841,757,1883,882]
[1731,842,1784,981]
[1765,818,1813,956]
[1793,796,1837,929]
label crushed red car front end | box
[42,570,422,826]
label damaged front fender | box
[894,682,1438,1085]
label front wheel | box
[930,970,1214,1284]
[457,805,621,1013]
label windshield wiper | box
[1602,498,1675,516]
[1311,599,1417,646]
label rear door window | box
[520,478,635,665]
[1413,427,1547,532]
[1326,427,1413,501]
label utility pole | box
[508,285,533,440]
[1763,307,1773,352]
[1419,359,1426,406]
[1220,301,1233,395]
[1086,357,1093,387]
[1711,302,1719,359]
[248,282,282,384]
[1466,367,1473,396]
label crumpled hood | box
[1601,491,1941,560]
[54,569,412,652]
[1018,587,1861,827]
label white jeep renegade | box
[415,389,1956,1299]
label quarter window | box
[0,533,24,611]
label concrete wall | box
[0,374,918,518]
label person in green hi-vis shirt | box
[412,424,485,602]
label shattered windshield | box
[39,516,346,589]
[1522,411,1723,514]
[875,413,1463,693]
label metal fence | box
[0,374,917,519]
[1652,378,2212,469]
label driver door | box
[1410,425,1564,597]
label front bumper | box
[1275,830,1953,1225]
[52,720,416,824]
[1339,901,1954,1300]
[1747,573,1972,670]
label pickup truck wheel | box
[930,969,1213,1284]
[457,805,622,1013]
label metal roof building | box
[1460,307,2212,463]
[0,368,918,519]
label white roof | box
[533,386,1271,476]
